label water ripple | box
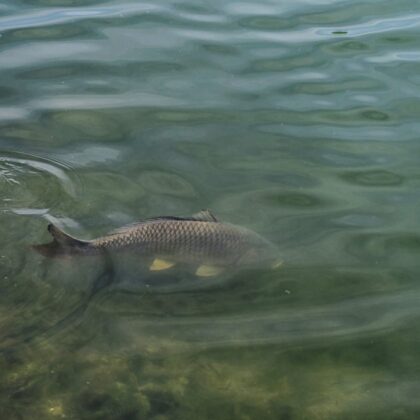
[0,3,159,32]
[1,0,420,416]
[111,268,420,352]
[0,150,80,213]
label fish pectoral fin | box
[195,265,224,277]
[150,258,175,271]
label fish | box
[33,210,282,276]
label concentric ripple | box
[0,150,80,214]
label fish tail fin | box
[47,223,87,246]
[32,224,91,257]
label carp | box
[33,210,282,276]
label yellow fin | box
[196,265,224,277]
[150,258,175,271]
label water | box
[1,0,420,418]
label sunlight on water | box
[1,0,420,418]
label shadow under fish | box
[0,249,116,354]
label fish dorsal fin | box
[191,209,218,222]
[108,210,219,235]
[143,209,218,223]
[47,224,88,247]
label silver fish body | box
[33,210,281,271]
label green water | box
[2,0,420,418]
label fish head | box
[237,233,282,269]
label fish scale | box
[93,220,249,263]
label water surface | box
[1,0,420,419]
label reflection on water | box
[2,0,420,418]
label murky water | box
[2,0,420,418]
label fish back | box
[93,220,250,264]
